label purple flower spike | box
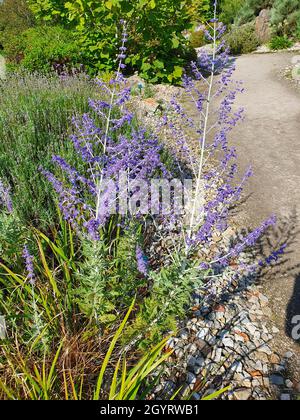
[136,246,148,276]
[23,245,36,285]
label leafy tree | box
[187,0,212,23]
[27,0,207,83]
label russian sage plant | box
[41,22,168,241]
[42,4,282,347]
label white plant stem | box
[95,28,126,221]
[187,6,218,243]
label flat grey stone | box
[222,336,234,348]
[196,328,209,340]
[233,389,252,400]
[270,374,284,386]
[280,394,291,401]
[186,372,197,385]
[284,351,294,359]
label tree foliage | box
[26,0,208,83]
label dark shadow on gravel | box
[247,209,300,344]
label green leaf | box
[149,0,156,9]
[93,299,135,400]
[153,59,164,69]
[167,74,174,82]
[172,37,180,49]
[141,62,151,71]
[202,386,231,400]
[173,65,183,79]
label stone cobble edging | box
[155,269,299,400]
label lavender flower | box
[215,216,277,266]
[41,3,278,292]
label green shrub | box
[74,228,146,326]
[271,0,300,37]
[0,212,26,265]
[234,0,274,25]
[297,16,300,39]
[219,0,244,26]
[3,25,83,73]
[187,0,212,23]
[0,0,34,49]
[27,0,199,84]
[0,73,94,228]
[225,22,260,55]
[189,30,206,48]
[269,35,293,50]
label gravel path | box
[231,52,300,376]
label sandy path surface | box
[232,52,300,377]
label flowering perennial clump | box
[40,3,284,342]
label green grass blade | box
[93,299,135,400]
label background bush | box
[3,25,83,73]
[0,0,34,50]
[271,0,300,37]
[218,0,243,26]
[225,22,260,54]
[189,29,206,48]
[234,0,274,25]
[221,0,300,40]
